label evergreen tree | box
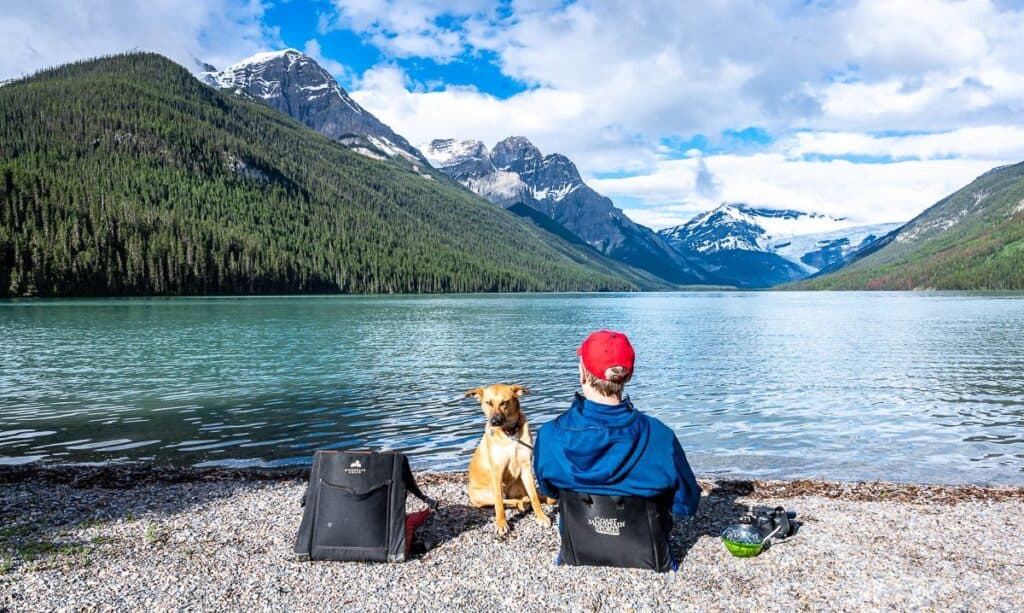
[0,53,653,297]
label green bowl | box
[721,524,764,557]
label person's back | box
[533,330,700,519]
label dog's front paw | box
[495,521,510,536]
[535,513,552,529]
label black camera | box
[739,506,798,542]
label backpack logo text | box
[588,516,627,536]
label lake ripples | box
[1,292,1023,484]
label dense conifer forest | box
[0,53,650,296]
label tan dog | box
[465,383,554,535]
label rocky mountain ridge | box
[424,137,713,285]
[201,49,428,165]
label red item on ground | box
[404,508,432,554]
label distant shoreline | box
[0,286,741,299]
[5,288,1024,300]
[3,464,1021,503]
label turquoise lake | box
[1,292,1022,484]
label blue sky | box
[265,0,530,98]
[4,1,1024,228]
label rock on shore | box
[1,469,1022,611]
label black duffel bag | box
[294,450,436,563]
[557,490,675,572]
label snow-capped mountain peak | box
[423,138,489,170]
[665,203,856,255]
[228,48,303,67]
[423,138,531,205]
[659,202,904,285]
[200,50,425,164]
[201,50,362,114]
[423,136,598,208]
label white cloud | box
[303,39,348,80]
[319,0,495,61]
[334,0,1024,228]
[0,0,279,80]
[350,64,660,173]
[339,0,1024,138]
[8,0,1023,232]
[592,154,1008,229]
[785,127,1024,161]
[842,0,992,76]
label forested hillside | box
[0,53,647,296]
[801,162,1024,290]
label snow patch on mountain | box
[366,136,417,161]
[422,139,486,168]
[228,48,303,68]
[897,211,962,242]
[533,183,579,202]
[349,147,386,161]
[468,171,530,201]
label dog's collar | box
[489,421,536,450]
[489,419,523,438]
[501,418,522,437]
[489,422,534,450]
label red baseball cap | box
[577,330,635,381]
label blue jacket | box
[533,393,701,517]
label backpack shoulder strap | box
[401,456,437,509]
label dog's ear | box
[463,387,484,401]
[511,385,530,398]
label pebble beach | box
[2,467,1022,611]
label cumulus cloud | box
[784,127,1024,161]
[303,39,349,80]
[693,156,721,200]
[319,0,496,61]
[338,0,1024,135]
[591,155,1004,230]
[349,64,659,173]
[7,0,1024,229]
[334,0,1024,226]
[0,0,279,80]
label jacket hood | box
[553,393,652,486]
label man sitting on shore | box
[532,330,701,542]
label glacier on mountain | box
[660,203,903,277]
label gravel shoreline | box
[2,467,1022,611]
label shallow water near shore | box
[1,292,1023,484]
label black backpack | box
[294,450,436,563]
[557,491,675,572]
